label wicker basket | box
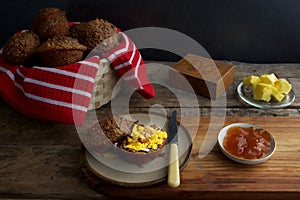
[88,58,120,110]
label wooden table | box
[1,61,300,199]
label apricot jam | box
[223,126,271,159]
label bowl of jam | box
[218,123,276,164]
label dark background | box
[1,0,300,63]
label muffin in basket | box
[2,31,40,65]
[35,35,87,67]
[70,18,120,52]
[32,7,69,41]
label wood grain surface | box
[1,61,300,199]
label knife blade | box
[167,110,180,187]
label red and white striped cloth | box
[0,31,154,125]
[103,32,155,99]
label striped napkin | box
[0,32,154,125]
[103,32,155,99]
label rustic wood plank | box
[0,109,81,146]
[0,145,106,199]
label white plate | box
[82,112,192,187]
[218,123,276,165]
[237,82,295,109]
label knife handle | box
[168,143,180,187]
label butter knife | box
[167,110,180,187]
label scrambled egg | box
[122,124,168,152]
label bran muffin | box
[2,31,40,65]
[36,36,87,67]
[83,116,136,154]
[69,23,85,39]
[82,121,113,154]
[32,7,69,41]
[99,116,136,143]
[70,18,120,52]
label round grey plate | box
[237,82,295,109]
[82,112,193,187]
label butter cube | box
[275,78,292,95]
[253,83,272,102]
[244,73,292,102]
[270,85,285,102]
[260,73,278,85]
[243,75,261,88]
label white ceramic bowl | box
[218,123,276,164]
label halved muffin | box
[83,116,136,154]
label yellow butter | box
[260,73,278,85]
[253,83,272,102]
[275,78,292,95]
[243,75,261,88]
[244,73,292,103]
[270,85,285,102]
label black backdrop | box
[1,0,300,63]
